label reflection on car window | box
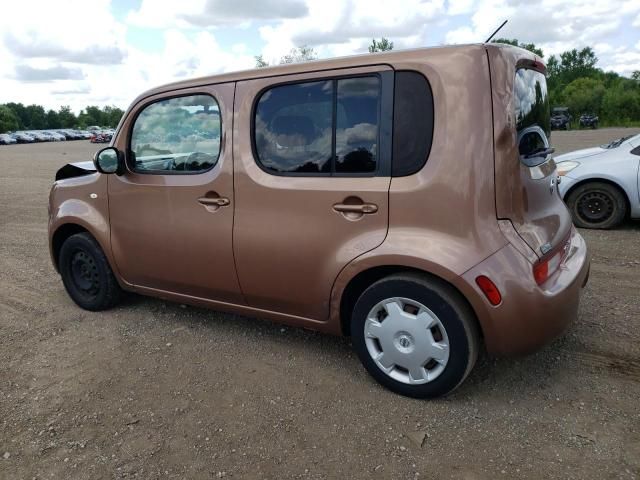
[131,94,221,173]
[335,77,379,173]
[254,81,332,173]
[254,76,380,175]
[514,69,550,138]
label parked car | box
[0,133,17,145]
[90,131,112,143]
[24,131,48,142]
[550,107,571,130]
[48,44,589,399]
[57,130,81,140]
[579,113,599,129]
[44,131,66,141]
[9,132,35,143]
[556,134,640,229]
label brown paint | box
[49,44,590,356]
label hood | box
[55,161,96,181]
[555,146,604,162]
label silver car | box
[556,134,640,229]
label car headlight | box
[556,161,580,176]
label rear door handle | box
[197,197,230,207]
[333,203,378,214]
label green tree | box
[101,105,124,127]
[57,106,77,128]
[45,109,59,129]
[632,71,640,81]
[601,83,640,124]
[493,38,544,58]
[5,103,27,129]
[561,77,606,116]
[279,46,317,64]
[547,47,598,91]
[368,38,394,53]
[25,104,46,129]
[0,105,20,133]
[255,55,269,68]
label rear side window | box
[130,94,221,174]
[392,71,434,177]
[254,76,381,175]
[514,69,550,162]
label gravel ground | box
[1,129,639,479]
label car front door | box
[108,84,243,304]
[233,66,393,321]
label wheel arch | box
[337,264,483,340]
[563,177,631,218]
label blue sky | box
[1,0,639,112]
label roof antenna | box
[485,20,508,43]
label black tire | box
[59,232,122,311]
[566,182,626,229]
[351,273,480,399]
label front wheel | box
[566,182,626,229]
[59,232,122,311]
[351,273,480,399]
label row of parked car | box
[0,127,115,145]
[550,107,599,130]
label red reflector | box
[475,275,502,306]
[533,261,549,285]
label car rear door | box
[233,66,393,320]
[490,48,573,258]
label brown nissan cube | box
[48,44,590,398]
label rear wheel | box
[59,233,122,311]
[566,182,626,229]
[351,273,480,399]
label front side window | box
[254,76,380,175]
[514,69,552,166]
[130,94,221,173]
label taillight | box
[475,275,502,306]
[533,243,567,286]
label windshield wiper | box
[524,147,555,159]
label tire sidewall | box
[59,234,114,310]
[351,277,473,399]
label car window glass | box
[335,77,379,173]
[254,76,381,176]
[254,80,332,174]
[514,69,550,167]
[130,94,221,173]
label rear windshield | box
[514,69,550,138]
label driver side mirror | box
[93,147,123,175]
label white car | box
[556,134,640,229]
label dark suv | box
[579,113,599,129]
[550,107,571,130]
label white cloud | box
[127,0,309,29]
[1,0,639,112]
[447,0,475,15]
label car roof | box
[132,43,526,104]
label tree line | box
[495,38,640,127]
[0,103,124,133]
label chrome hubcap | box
[364,297,450,385]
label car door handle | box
[197,197,230,207]
[333,203,378,214]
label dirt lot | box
[1,128,639,479]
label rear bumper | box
[460,228,590,356]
